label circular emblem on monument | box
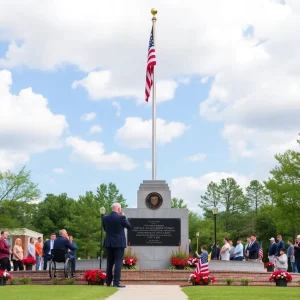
[145,192,163,210]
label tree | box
[171,198,187,208]
[246,180,267,215]
[199,182,220,210]
[264,150,300,237]
[0,166,40,202]
[32,193,76,236]
[95,183,127,213]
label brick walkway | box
[106,285,188,300]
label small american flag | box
[259,246,263,260]
[145,26,156,102]
[196,252,209,275]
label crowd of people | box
[204,234,300,273]
[0,229,77,277]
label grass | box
[182,286,299,299]
[0,285,117,300]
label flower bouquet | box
[188,272,215,285]
[265,262,275,272]
[83,270,106,285]
[22,257,36,265]
[170,247,190,270]
[269,270,292,287]
[123,247,138,269]
[0,270,12,286]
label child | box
[275,248,288,271]
[195,246,209,275]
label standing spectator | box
[211,243,220,260]
[275,248,288,271]
[294,235,300,273]
[229,240,235,260]
[276,235,285,256]
[68,235,77,278]
[220,238,230,261]
[268,237,277,263]
[0,230,11,271]
[234,239,244,261]
[27,237,35,257]
[103,202,132,288]
[248,235,259,262]
[12,238,24,271]
[287,240,298,273]
[35,237,43,271]
[244,237,251,261]
[188,239,192,255]
[43,233,56,270]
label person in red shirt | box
[0,230,12,271]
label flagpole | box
[151,8,157,181]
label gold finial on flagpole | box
[151,8,158,20]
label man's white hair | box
[112,203,121,210]
[59,229,67,236]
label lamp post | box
[196,232,199,252]
[99,207,106,269]
[212,207,218,259]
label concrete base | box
[209,260,264,272]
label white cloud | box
[201,76,209,84]
[186,153,207,162]
[72,71,178,103]
[145,161,152,169]
[80,112,96,121]
[89,125,102,135]
[112,102,121,117]
[171,172,251,211]
[178,77,190,85]
[66,136,137,171]
[0,70,68,171]
[53,168,66,174]
[48,178,56,185]
[115,117,190,149]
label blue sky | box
[0,0,299,211]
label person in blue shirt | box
[276,235,285,256]
[68,235,77,278]
[234,239,244,261]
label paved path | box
[106,285,188,300]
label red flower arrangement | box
[22,257,36,265]
[0,270,12,280]
[187,257,199,268]
[264,262,275,268]
[83,270,106,285]
[269,271,293,283]
[170,247,190,270]
[123,247,138,269]
[188,271,215,285]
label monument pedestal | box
[124,180,188,270]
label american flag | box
[259,245,263,260]
[196,252,209,276]
[145,26,156,102]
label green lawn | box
[182,286,299,300]
[0,285,117,300]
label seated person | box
[53,229,77,277]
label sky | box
[0,0,299,212]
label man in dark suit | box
[268,237,277,263]
[248,234,259,262]
[42,233,56,270]
[53,229,77,254]
[276,235,285,256]
[103,203,132,288]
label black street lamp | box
[100,207,106,269]
[212,207,218,259]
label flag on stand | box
[145,26,156,102]
[196,252,209,276]
[259,245,263,260]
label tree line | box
[0,143,300,259]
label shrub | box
[240,278,251,286]
[65,278,75,285]
[224,278,235,286]
[19,276,31,285]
